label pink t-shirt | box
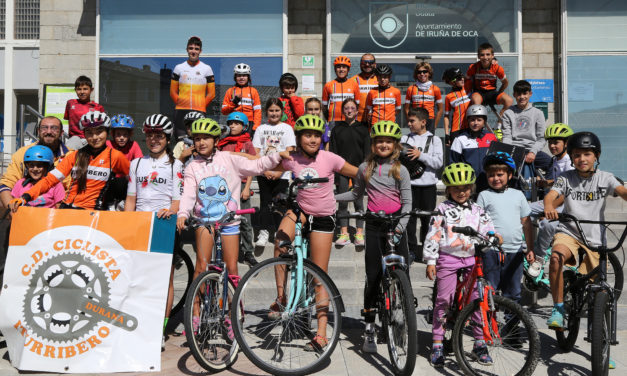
[106,140,143,162]
[282,150,345,216]
[12,178,65,208]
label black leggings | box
[363,218,409,323]
[406,184,437,260]
[257,176,289,233]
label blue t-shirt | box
[477,188,531,253]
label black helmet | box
[567,131,601,156]
[375,64,393,76]
[442,67,463,83]
[279,72,298,91]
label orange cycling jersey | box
[366,86,402,126]
[466,62,506,91]
[444,89,471,133]
[351,74,378,122]
[221,86,262,130]
[322,79,360,122]
[170,61,215,112]
[26,147,130,210]
[405,84,443,119]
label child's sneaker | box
[430,344,445,368]
[354,233,365,246]
[527,259,543,278]
[547,305,565,329]
[362,325,377,353]
[255,230,269,247]
[472,340,493,365]
[335,233,351,246]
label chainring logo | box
[369,2,409,49]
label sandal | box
[268,296,286,320]
[304,334,328,352]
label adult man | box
[170,36,216,139]
[351,53,378,123]
[0,116,71,213]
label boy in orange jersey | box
[365,64,401,126]
[221,63,262,131]
[351,53,378,123]
[466,43,513,121]
[322,56,360,123]
[442,67,471,146]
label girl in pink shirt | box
[107,114,143,162]
[270,114,357,350]
[11,145,65,208]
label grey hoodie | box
[501,103,546,155]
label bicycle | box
[170,244,194,317]
[339,209,438,376]
[182,207,256,372]
[549,213,627,375]
[442,226,540,376]
[231,177,345,376]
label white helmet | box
[466,104,488,119]
[234,63,251,75]
[143,114,173,135]
[79,111,111,130]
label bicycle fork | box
[477,280,500,345]
[286,230,306,315]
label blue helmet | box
[483,151,516,172]
[226,111,250,131]
[24,145,54,166]
[111,114,135,129]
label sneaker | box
[609,358,616,369]
[354,233,365,246]
[242,251,258,267]
[527,259,543,278]
[362,327,377,353]
[223,317,234,342]
[161,335,166,351]
[430,345,445,368]
[472,341,493,365]
[547,306,565,329]
[335,233,351,246]
[255,230,269,247]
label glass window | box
[331,0,518,54]
[100,0,283,55]
[14,0,39,40]
[567,0,627,52]
[567,55,627,178]
[0,0,5,39]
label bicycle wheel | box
[381,268,417,376]
[555,269,580,352]
[171,249,193,316]
[600,253,623,300]
[590,290,611,376]
[183,270,239,371]
[452,294,540,376]
[231,257,342,376]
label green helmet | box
[294,114,325,134]
[191,118,221,137]
[545,123,574,139]
[370,120,402,140]
[442,163,476,186]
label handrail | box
[19,104,44,149]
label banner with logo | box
[0,207,175,373]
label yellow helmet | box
[442,163,476,186]
[370,121,402,140]
[191,118,221,137]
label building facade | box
[0,0,625,177]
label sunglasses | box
[417,70,429,74]
[361,60,375,64]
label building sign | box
[302,55,315,68]
[0,208,175,373]
[529,79,554,103]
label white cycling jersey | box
[128,154,184,212]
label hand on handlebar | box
[544,205,559,221]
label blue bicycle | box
[231,178,345,375]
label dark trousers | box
[239,182,254,254]
[257,176,289,233]
[482,250,524,303]
[406,185,437,260]
[363,219,409,323]
[336,175,364,229]
[529,150,552,172]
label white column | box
[3,0,15,153]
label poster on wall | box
[42,84,77,133]
[0,207,175,373]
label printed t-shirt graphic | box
[127,154,184,212]
[405,84,443,119]
[322,79,360,122]
[466,62,506,91]
[170,61,215,112]
[444,89,471,132]
[366,87,402,125]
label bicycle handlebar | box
[186,207,258,227]
[337,209,440,221]
[451,226,502,252]
[557,213,627,253]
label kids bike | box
[231,177,345,376]
[182,207,256,372]
[548,214,627,375]
[443,226,540,376]
[339,209,438,376]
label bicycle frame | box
[285,220,310,314]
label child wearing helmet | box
[107,114,143,162]
[335,120,412,354]
[544,132,627,330]
[322,56,361,122]
[10,145,65,208]
[477,152,535,305]
[424,162,499,367]
[173,111,204,163]
[10,111,130,211]
[278,73,304,127]
[365,64,402,127]
[216,111,258,267]
[221,63,262,130]
[450,104,498,193]
[268,114,358,351]
[442,67,471,146]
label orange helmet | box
[334,56,351,68]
